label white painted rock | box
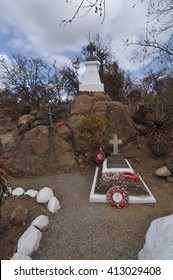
[36,187,54,203]
[155,166,172,177]
[138,214,173,260]
[12,187,25,196]
[11,253,31,260]
[17,225,42,256]
[47,196,61,213]
[31,215,49,230]
[25,189,38,197]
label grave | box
[89,134,156,205]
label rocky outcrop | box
[3,124,78,175]
[68,92,136,151]
[2,92,136,176]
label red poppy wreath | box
[94,149,106,164]
[106,186,129,208]
[119,171,139,182]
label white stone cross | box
[109,134,122,155]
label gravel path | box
[9,169,173,260]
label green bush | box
[78,114,114,154]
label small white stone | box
[17,225,42,256]
[25,189,38,197]
[11,253,31,260]
[36,187,54,203]
[155,165,172,177]
[31,215,49,230]
[47,196,61,213]
[12,187,25,196]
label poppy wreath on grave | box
[106,186,129,208]
[101,171,119,181]
[119,171,139,182]
[94,149,106,164]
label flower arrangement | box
[56,121,65,127]
[106,186,129,208]
[94,149,106,164]
[101,171,119,181]
[119,172,139,182]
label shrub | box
[78,114,114,155]
[0,165,10,218]
[146,111,172,156]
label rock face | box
[3,125,78,175]
[2,92,136,176]
[68,92,136,151]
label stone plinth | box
[79,60,104,92]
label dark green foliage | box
[146,111,172,156]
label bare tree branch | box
[61,0,105,26]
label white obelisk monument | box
[79,43,104,92]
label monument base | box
[79,83,104,92]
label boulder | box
[105,101,136,145]
[17,225,42,256]
[3,125,78,175]
[10,205,28,225]
[18,114,35,125]
[68,93,136,151]
[12,187,25,196]
[138,214,173,259]
[47,197,61,213]
[25,190,38,197]
[166,176,173,183]
[36,187,54,203]
[165,158,173,174]
[31,215,49,230]
[11,253,31,260]
[155,166,172,177]
[1,92,136,176]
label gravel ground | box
[9,167,173,260]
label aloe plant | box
[146,111,172,156]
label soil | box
[0,136,173,260]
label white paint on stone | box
[138,214,173,260]
[12,187,25,196]
[31,215,49,230]
[36,187,54,203]
[17,225,42,256]
[25,189,38,197]
[47,196,61,213]
[11,253,32,260]
[79,60,104,92]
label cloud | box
[0,0,153,75]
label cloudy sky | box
[0,0,153,79]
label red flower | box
[94,149,106,163]
[56,121,65,127]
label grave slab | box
[89,156,156,204]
